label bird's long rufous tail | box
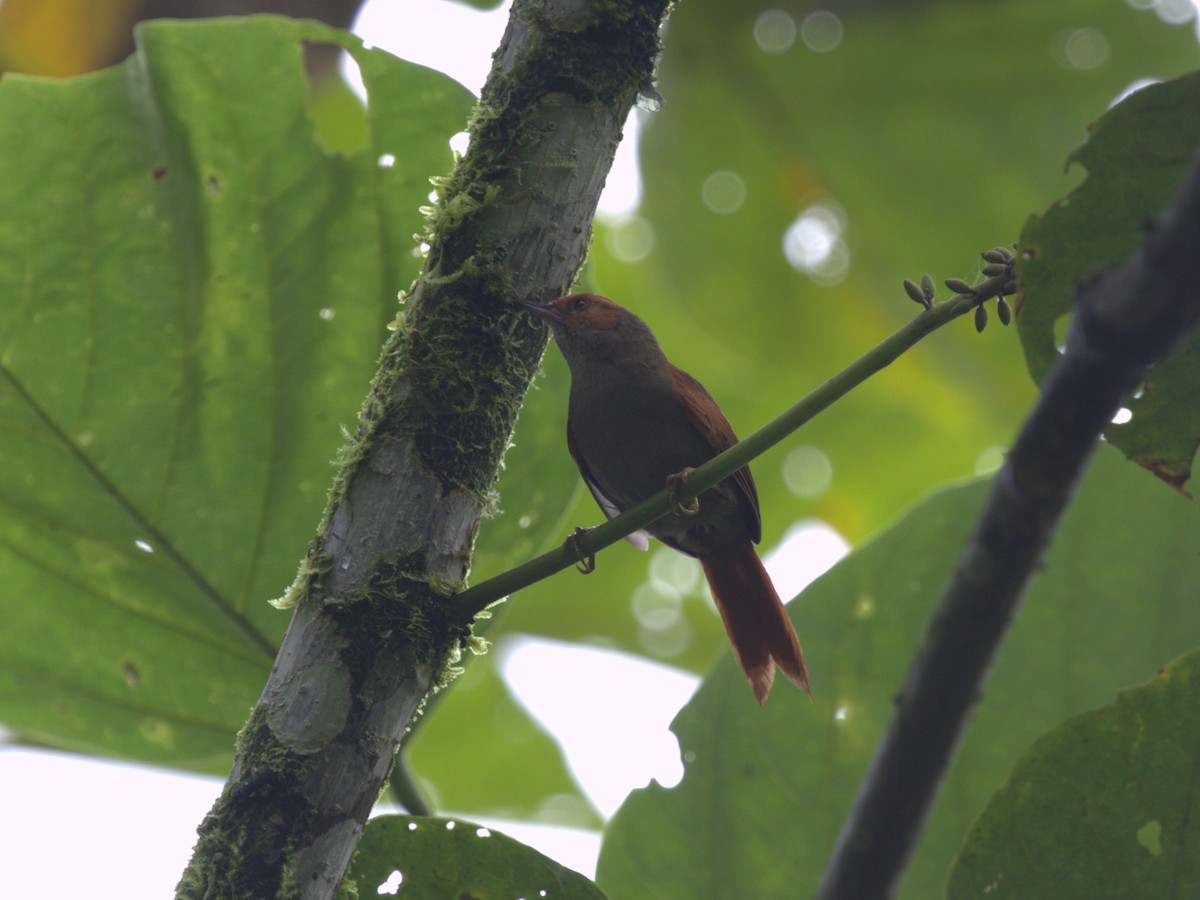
[699,539,810,706]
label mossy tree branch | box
[176,2,670,897]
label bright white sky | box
[354,0,643,217]
[0,2,856,896]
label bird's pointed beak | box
[512,297,565,322]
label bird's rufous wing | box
[668,366,762,544]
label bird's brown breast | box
[567,363,746,556]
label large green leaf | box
[0,16,477,768]
[349,814,607,899]
[595,446,1200,899]
[949,649,1200,899]
[1018,70,1200,494]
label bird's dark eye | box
[572,296,590,312]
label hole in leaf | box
[121,660,142,688]
[376,869,403,895]
[1053,312,1074,353]
[1137,820,1162,856]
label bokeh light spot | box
[701,171,747,214]
[801,11,844,52]
[1154,0,1198,25]
[1054,27,1109,70]
[604,216,656,264]
[782,445,833,499]
[754,10,797,54]
[782,203,850,285]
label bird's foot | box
[666,467,700,516]
[563,526,596,574]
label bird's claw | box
[564,526,596,574]
[667,467,700,516]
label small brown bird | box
[515,293,809,705]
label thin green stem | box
[450,285,993,624]
[387,753,433,816]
